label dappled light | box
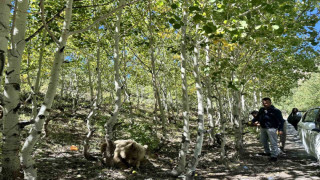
[0,0,319,179]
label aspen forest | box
[0,0,320,179]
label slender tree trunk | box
[241,93,245,113]
[0,0,11,83]
[204,38,215,144]
[227,89,234,125]
[162,82,170,122]
[103,0,124,155]
[84,15,102,159]
[83,98,99,160]
[172,0,190,175]
[215,85,226,161]
[136,84,140,111]
[187,24,205,177]
[2,0,29,179]
[20,0,73,178]
[174,72,179,119]
[232,88,243,156]
[32,30,46,119]
[96,41,102,104]
[253,90,258,109]
[87,57,94,102]
[148,0,166,137]
[71,73,78,114]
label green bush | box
[127,123,160,151]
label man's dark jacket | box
[252,105,284,131]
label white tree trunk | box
[188,24,205,175]
[0,0,11,131]
[215,84,226,161]
[241,93,245,112]
[232,88,243,156]
[227,89,234,125]
[32,30,46,119]
[0,0,11,81]
[2,0,29,179]
[253,90,258,109]
[96,40,102,103]
[148,1,167,137]
[204,38,215,144]
[20,0,73,178]
[104,0,124,142]
[172,0,190,176]
[87,57,94,101]
[84,22,102,160]
[219,95,226,160]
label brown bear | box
[113,139,148,169]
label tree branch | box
[69,0,142,36]
[18,120,35,129]
[25,6,65,42]
[73,1,113,9]
[238,4,263,18]
[40,0,61,45]
[127,46,152,73]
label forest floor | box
[32,112,320,180]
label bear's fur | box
[113,139,148,169]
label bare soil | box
[33,118,320,180]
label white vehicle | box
[298,107,320,161]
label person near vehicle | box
[287,108,302,131]
[251,110,286,152]
[252,97,284,162]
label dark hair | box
[292,108,299,114]
[250,110,258,115]
[262,97,271,102]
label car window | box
[303,109,319,123]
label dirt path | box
[34,121,320,179]
[201,123,320,180]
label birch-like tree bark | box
[148,0,167,137]
[215,84,226,161]
[87,57,94,101]
[0,0,11,81]
[253,90,258,109]
[20,0,73,178]
[172,0,190,175]
[227,89,234,125]
[2,0,29,179]
[232,87,244,156]
[187,24,205,176]
[60,71,65,98]
[83,19,102,160]
[104,0,124,153]
[32,30,46,119]
[204,38,215,144]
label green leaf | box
[169,18,175,24]
[239,21,248,29]
[255,25,261,30]
[156,0,164,6]
[272,25,279,30]
[189,6,201,12]
[203,23,216,34]
[173,23,182,29]
[193,14,203,23]
[171,4,178,9]
[228,82,238,91]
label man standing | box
[252,97,284,162]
